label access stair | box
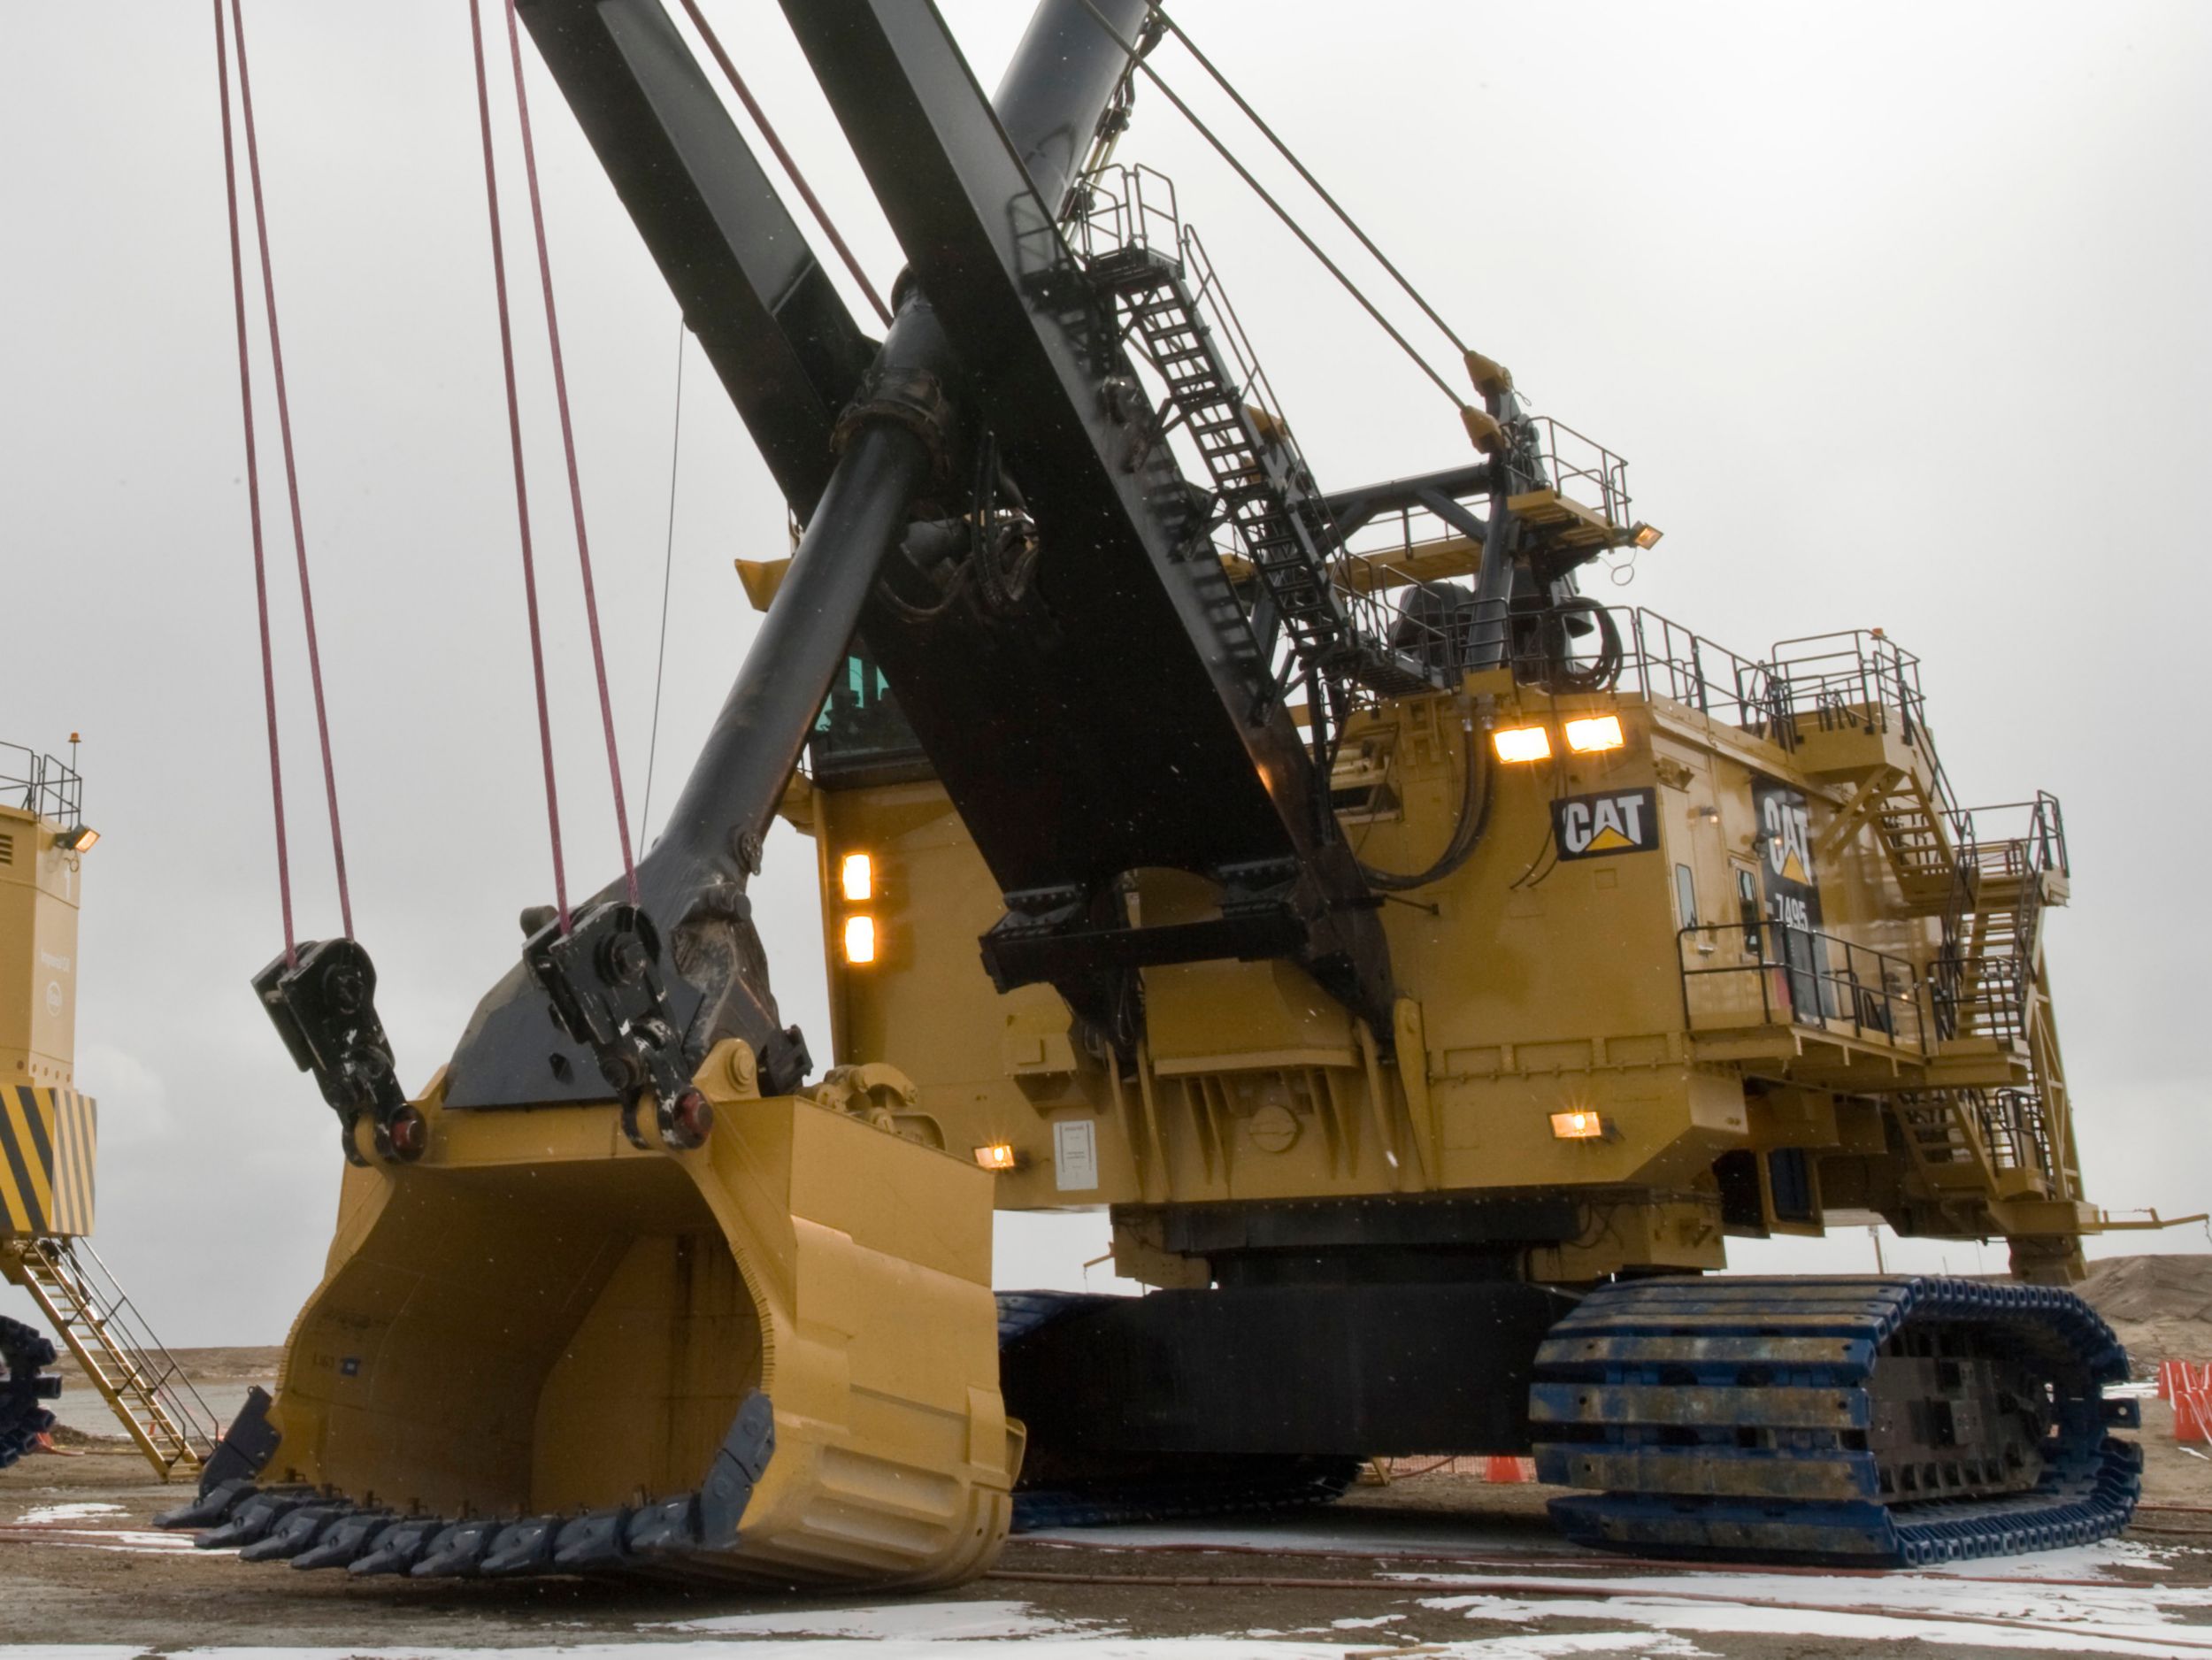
[1081,200,1441,702]
[1767,634,2079,1260]
[2,1237,218,1479]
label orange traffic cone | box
[1482,1456,1534,1483]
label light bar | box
[973,1142,1018,1172]
[842,914,877,965]
[1563,714,1625,755]
[1491,725,1552,764]
[1550,1110,1606,1141]
[840,851,874,903]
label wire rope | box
[468,0,572,932]
[211,0,296,964]
[676,0,893,327]
[500,0,641,909]
[1149,7,1470,359]
[1071,0,1464,410]
[226,0,354,943]
[640,319,686,846]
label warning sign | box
[1552,788,1660,861]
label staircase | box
[1079,173,1442,702]
[1891,794,2075,1210]
[3,1238,218,1479]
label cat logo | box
[1552,787,1660,862]
[1763,791,1815,885]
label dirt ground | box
[4,1424,2210,1658]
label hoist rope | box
[1072,0,1464,411]
[468,0,572,932]
[639,319,686,847]
[211,0,296,967]
[226,0,351,947]
[501,0,640,911]
[1148,7,1471,359]
[676,0,894,327]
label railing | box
[1078,167,1465,697]
[1952,792,2068,883]
[1770,629,1952,811]
[26,1239,220,1471]
[1678,921,1931,1054]
[1073,162,1184,271]
[0,742,81,827]
[1509,414,1634,534]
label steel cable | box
[1071,0,1465,411]
[467,0,572,931]
[676,0,893,327]
[211,0,296,965]
[225,0,354,944]
[500,0,640,909]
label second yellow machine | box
[171,0,2144,1586]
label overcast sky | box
[4,1,2208,1345]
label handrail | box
[0,742,82,826]
[1678,920,1930,1054]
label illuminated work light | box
[973,1142,1018,1172]
[56,825,98,853]
[1490,725,1552,764]
[1550,1110,1606,1140]
[1563,714,1625,755]
[840,851,873,903]
[842,914,877,964]
[1631,522,1664,550]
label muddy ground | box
[4,1414,2210,1659]
[14,1265,2212,1657]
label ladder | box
[1087,222,1440,701]
[2,1238,218,1479]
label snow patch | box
[657,1601,1092,1641]
[13,1502,124,1526]
[1417,1581,2212,1658]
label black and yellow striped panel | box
[0,1086,96,1240]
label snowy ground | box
[5,1457,2212,1658]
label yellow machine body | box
[0,799,99,1242]
[801,620,2104,1287]
[260,1041,1018,1588]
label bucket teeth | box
[154,1476,257,1531]
[626,1494,701,1556]
[289,1510,394,1571]
[238,1503,350,1563]
[196,1487,316,1549]
[411,1518,503,1579]
[550,1509,631,1571]
[480,1516,561,1577]
[349,1517,446,1577]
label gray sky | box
[4,1,2208,1344]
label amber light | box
[973,1142,1018,1172]
[842,914,877,965]
[1550,1110,1605,1140]
[1563,714,1625,755]
[1491,725,1552,764]
[840,851,873,903]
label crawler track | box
[1529,1274,2141,1566]
[997,1290,1359,1531]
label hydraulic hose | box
[1355,708,1493,892]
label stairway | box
[3,1238,216,1479]
[1086,226,1440,701]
